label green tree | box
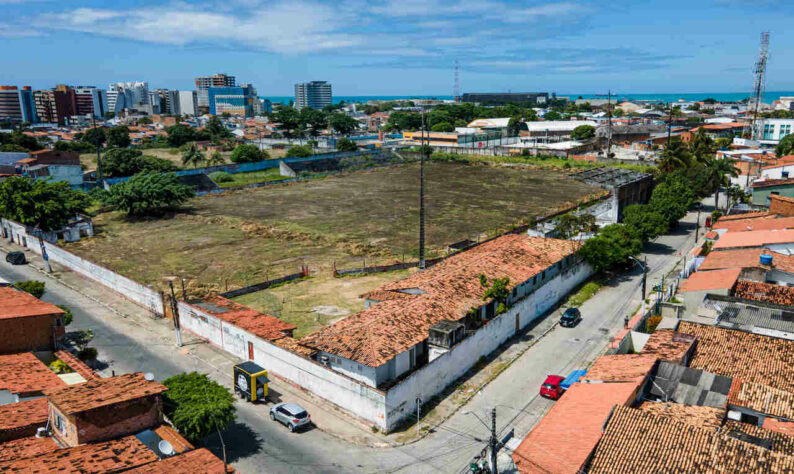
[14,280,45,298]
[102,148,177,177]
[0,144,28,152]
[181,142,204,168]
[273,107,302,138]
[103,111,116,120]
[431,122,455,132]
[776,134,794,158]
[82,127,106,148]
[0,177,89,231]
[137,116,152,125]
[104,172,194,216]
[580,224,642,272]
[544,110,563,121]
[206,116,231,140]
[387,111,423,131]
[162,372,236,442]
[299,108,328,138]
[328,113,359,135]
[286,145,313,158]
[657,139,693,173]
[207,151,225,166]
[571,125,596,140]
[649,174,695,225]
[336,137,358,152]
[0,130,44,151]
[230,144,268,163]
[555,213,596,239]
[166,124,198,147]
[689,128,717,164]
[621,204,668,241]
[106,126,131,148]
[703,157,739,211]
[56,305,73,326]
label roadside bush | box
[209,171,234,183]
[14,280,45,298]
[77,347,98,362]
[711,210,723,222]
[646,315,663,333]
[56,305,73,326]
[286,145,313,158]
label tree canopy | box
[104,172,194,216]
[181,142,204,168]
[431,122,455,132]
[777,134,794,158]
[162,372,236,442]
[106,126,131,148]
[579,224,642,272]
[0,177,89,231]
[336,137,358,152]
[571,125,596,140]
[82,127,106,148]
[621,204,668,242]
[102,148,177,177]
[328,112,359,135]
[230,144,269,163]
[286,145,313,158]
[0,130,45,151]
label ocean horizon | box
[261,91,794,105]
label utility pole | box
[416,397,422,433]
[606,90,613,158]
[642,256,647,300]
[34,227,52,273]
[168,280,183,347]
[419,107,427,270]
[490,408,498,474]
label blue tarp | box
[560,370,587,390]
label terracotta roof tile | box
[126,448,227,473]
[716,211,772,222]
[303,235,579,367]
[53,350,100,380]
[187,296,296,341]
[639,330,695,363]
[637,401,724,430]
[581,354,657,383]
[712,228,794,249]
[0,398,48,433]
[0,353,65,394]
[0,286,64,320]
[0,435,159,472]
[733,280,794,306]
[588,406,794,473]
[723,419,794,454]
[704,230,718,239]
[678,267,742,292]
[713,216,794,233]
[512,381,641,474]
[678,321,794,393]
[763,417,794,438]
[273,336,316,358]
[752,177,794,189]
[699,248,794,272]
[153,425,193,454]
[728,380,794,420]
[0,435,59,462]
[44,373,167,415]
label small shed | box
[428,320,465,349]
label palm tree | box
[689,127,717,165]
[181,142,204,168]
[206,151,224,167]
[657,139,693,173]
[704,157,739,211]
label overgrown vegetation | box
[566,281,603,307]
[162,372,236,442]
[0,177,89,231]
[103,172,194,216]
[101,148,178,177]
[230,144,270,163]
[14,280,45,298]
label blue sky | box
[1,0,792,95]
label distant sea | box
[261,91,794,105]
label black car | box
[560,308,582,327]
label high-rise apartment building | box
[178,90,198,117]
[33,85,77,125]
[109,82,150,106]
[294,81,332,110]
[74,87,108,119]
[0,86,37,123]
[208,83,257,117]
[195,73,236,114]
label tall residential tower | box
[294,81,332,110]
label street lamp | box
[629,256,647,300]
[463,409,499,474]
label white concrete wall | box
[178,301,390,429]
[316,351,378,387]
[761,165,794,181]
[383,261,593,431]
[2,218,164,315]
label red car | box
[540,375,565,400]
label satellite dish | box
[144,373,155,381]
[158,440,175,457]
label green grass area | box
[566,280,603,307]
[214,168,293,187]
[453,153,655,174]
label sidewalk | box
[0,239,392,448]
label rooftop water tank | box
[760,254,774,265]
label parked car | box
[540,375,565,400]
[5,251,26,265]
[560,308,582,328]
[269,403,311,432]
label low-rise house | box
[711,228,794,252]
[17,149,82,185]
[752,178,794,205]
[0,286,65,354]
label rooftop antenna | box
[745,32,770,140]
[453,60,461,103]
[596,90,614,156]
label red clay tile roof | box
[0,435,159,472]
[678,267,742,292]
[0,352,65,394]
[637,401,724,430]
[188,296,296,341]
[639,330,695,363]
[712,227,794,252]
[724,419,794,454]
[733,280,794,306]
[126,448,227,473]
[763,418,794,438]
[0,435,59,462]
[153,425,193,454]
[704,230,718,239]
[0,286,63,320]
[44,373,167,415]
[512,381,641,474]
[53,350,99,380]
[581,354,657,383]
[699,248,794,272]
[752,177,794,189]
[728,380,794,420]
[0,397,48,433]
[678,321,794,393]
[303,235,579,367]
[713,216,794,233]
[588,406,794,473]
[716,211,773,222]
[273,336,316,358]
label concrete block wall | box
[74,398,162,444]
[1,218,164,315]
[0,314,61,354]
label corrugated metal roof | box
[703,294,794,334]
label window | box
[55,318,63,327]
[54,413,66,435]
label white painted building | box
[754,118,794,145]
[178,90,198,117]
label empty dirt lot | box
[65,162,602,315]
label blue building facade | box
[208,84,257,117]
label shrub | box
[286,145,313,158]
[646,315,663,332]
[209,171,234,183]
[49,360,73,374]
[56,305,73,326]
[163,372,236,442]
[14,280,45,298]
[77,347,98,362]
[104,172,194,216]
[230,144,268,163]
[336,137,358,152]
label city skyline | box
[1,1,793,95]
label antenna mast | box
[453,60,461,103]
[746,32,770,140]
